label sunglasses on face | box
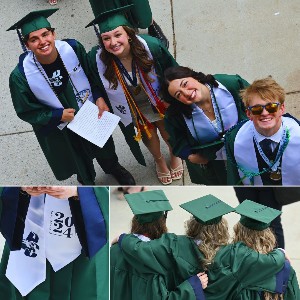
[247,102,281,115]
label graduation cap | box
[125,190,173,224]
[7,9,58,37]
[7,9,58,52]
[235,200,281,231]
[180,194,234,225]
[85,5,133,36]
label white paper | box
[67,100,120,148]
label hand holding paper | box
[67,100,120,148]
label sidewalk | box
[0,0,300,185]
[110,186,300,278]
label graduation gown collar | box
[22,40,93,110]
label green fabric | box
[164,74,248,185]
[120,234,297,299]
[125,190,172,222]
[7,9,58,37]
[0,187,109,300]
[88,0,152,29]
[179,194,234,224]
[86,6,133,33]
[236,200,281,231]
[9,40,115,184]
[87,34,178,167]
[224,120,246,185]
[111,234,202,300]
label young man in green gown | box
[7,9,135,185]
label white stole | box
[23,40,93,129]
[95,36,160,126]
[6,194,82,296]
[184,82,238,143]
[234,117,300,185]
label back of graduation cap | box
[180,194,234,225]
[125,190,173,224]
[85,5,134,35]
[235,200,281,231]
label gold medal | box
[270,169,282,181]
[133,84,141,95]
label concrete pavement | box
[0,0,300,185]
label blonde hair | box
[185,217,229,269]
[233,222,283,300]
[240,77,285,107]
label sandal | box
[170,162,184,180]
[48,0,58,5]
[156,169,172,185]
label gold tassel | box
[143,125,152,139]
[134,126,142,142]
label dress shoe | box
[109,163,136,185]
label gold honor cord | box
[112,60,153,141]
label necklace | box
[114,57,141,95]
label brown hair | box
[99,26,153,89]
[130,215,168,240]
[162,66,218,118]
[233,222,283,300]
[23,27,55,44]
[185,217,229,269]
[241,77,285,108]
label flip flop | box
[170,163,184,180]
[156,169,172,185]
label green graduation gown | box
[9,40,115,184]
[0,187,109,300]
[111,233,205,300]
[164,74,248,185]
[120,234,299,299]
[88,34,178,166]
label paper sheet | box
[67,100,120,148]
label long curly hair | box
[99,26,153,89]
[162,66,219,118]
[185,216,229,270]
[233,222,283,300]
[130,215,168,240]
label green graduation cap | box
[7,9,58,37]
[180,194,234,225]
[85,5,134,33]
[235,200,281,231]
[125,190,173,224]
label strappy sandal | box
[156,169,172,185]
[170,162,184,180]
[48,0,58,5]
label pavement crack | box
[170,0,176,60]
[0,130,33,137]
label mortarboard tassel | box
[17,29,27,53]
[92,23,100,39]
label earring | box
[128,38,132,43]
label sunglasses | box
[247,102,280,115]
